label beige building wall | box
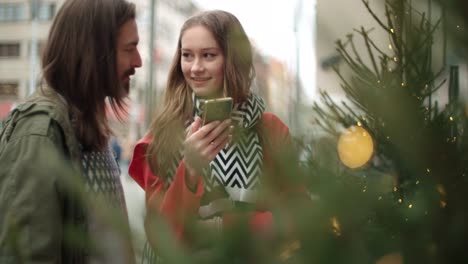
[0,0,65,103]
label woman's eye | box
[182,53,193,58]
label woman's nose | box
[191,59,205,72]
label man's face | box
[116,19,142,95]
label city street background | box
[120,162,147,261]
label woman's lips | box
[191,77,210,85]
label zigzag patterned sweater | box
[129,112,290,242]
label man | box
[0,0,142,263]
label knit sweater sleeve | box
[128,135,204,243]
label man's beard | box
[121,68,135,95]
[122,81,130,95]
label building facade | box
[0,0,64,119]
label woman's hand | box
[184,116,232,186]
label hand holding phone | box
[202,97,233,126]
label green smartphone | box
[202,97,233,125]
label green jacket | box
[1,90,93,263]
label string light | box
[437,184,446,196]
[398,198,403,204]
[390,28,395,33]
[331,217,342,236]
[408,204,413,209]
[437,184,447,208]
[279,240,301,261]
[440,200,447,208]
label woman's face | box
[180,25,225,99]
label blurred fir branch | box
[139,1,468,263]
[21,1,465,263]
[306,0,468,263]
[137,1,468,263]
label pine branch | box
[349,31,367,65]
[362,0,392,33]
[359,26,382,79]
[336,39,366,75]
[342,101,366,123]
[357,29,392,65]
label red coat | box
[129,112,295,243]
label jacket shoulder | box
[260,112,289,136]
[4,102,64,142]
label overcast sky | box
[193,0,296,61]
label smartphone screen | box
[202,97,233,125]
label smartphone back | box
[202,97,233,125]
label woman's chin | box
[193,89,223,99]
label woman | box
[129,10,300,263]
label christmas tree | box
[139,1,468,263]
[303,0,468,263]
[85,1,467,263]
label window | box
[38,3,56,21]
[0,43,20,58]
[0,82,19,97]
[0,3,27,22]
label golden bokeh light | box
[337,126,374,169]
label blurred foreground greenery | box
[142,1,468,263]
[6,0,468,263]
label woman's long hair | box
[147,10,255,179]
[41,0,135,151]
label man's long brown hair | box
[41,0,135,151]
[147,10,255,179]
